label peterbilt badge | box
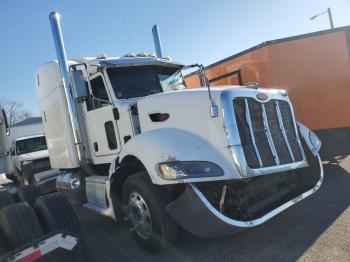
[256,92,268,101]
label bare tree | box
[0,99,34,125]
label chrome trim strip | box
[244,98,263,167]
[275,101,295,162]
[286,97,307,161]
[190,154,323,228]
[261,103,280,165]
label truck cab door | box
[83,73,121,162]
[0,108,12,173]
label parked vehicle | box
[0,189,84,262]
[35,12,323,253]
[0,106,11,175]
[7,117,60,188]
[0,111,83,260]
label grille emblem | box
[256,92,268,101]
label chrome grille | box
[233,97,304,169]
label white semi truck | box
[4,117,60,190]
[0,106,82,261]
[7,117,50,184]
[35,12,323,253]
[0,106,11,175]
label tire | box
[35,192,82,236]
[0,191,15,210]
[122,172,179,253]
[0,202,43,249]
[17,185,42,207]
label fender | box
[297,122,322,156]
[111,128,239,185]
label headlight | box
[309,131,321,152]
[20,160,34,167]
[157,161,224,180]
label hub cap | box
[127,192,152,239]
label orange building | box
[185,26,350,159]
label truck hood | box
[136,86,287,130]
[16,149,49,161]
[136,86,227,123]
[138,86,225,110]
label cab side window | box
[89,75,110,110]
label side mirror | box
[10,148,15,156]
[71,70,89,100]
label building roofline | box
[186,25,350,78]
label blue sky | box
[1,0,349,114]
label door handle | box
[93,142,99,152]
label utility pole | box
[327,8,334,29]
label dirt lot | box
[76,157,350,262]
[1,157,349,262]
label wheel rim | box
[127,191,153,239]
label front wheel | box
[122,172,179,253]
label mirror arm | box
[197,64,218,118]
[178,63,218,118]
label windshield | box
[16,136,47,155]
[107,66,186,99]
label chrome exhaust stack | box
[152,25,163,58]
[49,12,84,164]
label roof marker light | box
[124,52,136,57]
[137,52,148,57]
[97,54,107,59]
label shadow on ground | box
[77,162,350,262]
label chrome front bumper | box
[166,154,323,238]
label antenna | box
[122,16,134,52]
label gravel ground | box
[76,157,350,262]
